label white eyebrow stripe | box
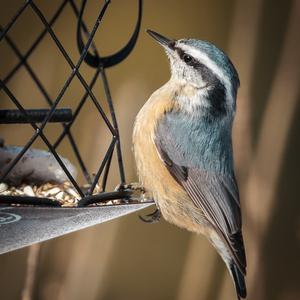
[179,44,233,103]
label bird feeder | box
[0,0,152,255]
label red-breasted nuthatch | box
[133,30,246,299]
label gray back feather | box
[158,110,234,175]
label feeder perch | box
[0,0,152,255]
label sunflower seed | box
[65,188,79,199]
[44,187,61,196]
[0,182,8,193]
[55,191,65,200]
[23,186,35,197]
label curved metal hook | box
[75,0,100,59]
[77,0,142,69]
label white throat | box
[169,79,212,114]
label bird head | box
[147,30,240,117]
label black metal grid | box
[0,0,143,207]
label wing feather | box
[155,123,246,274]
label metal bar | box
[101,144,114,191]
[77,190,132,207]
[66,131,92,184]
[87,138,116,196]
[0,195,61,207]
[0,109,72,124]
[100,68,126,184]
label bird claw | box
[115,182,149,203]
[115,182,145,193]
[139,208,161,223]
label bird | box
[132,30,247,299]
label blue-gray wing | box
[155,116,246,274]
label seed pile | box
[0,182,102,207]
[0,182,149,207]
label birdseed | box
[0,181,102,207]
[0,182,149,207]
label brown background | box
[0,0,300,299]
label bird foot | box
[139,208,161,223]
[115,182,145,193]
[115,182,149,203]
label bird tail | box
[229,263,247,299]
[208,231,247,299]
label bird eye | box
[183,54,193,63]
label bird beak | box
[146,29,175,50]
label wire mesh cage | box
[0,0,154,254]
[0,0,144,208]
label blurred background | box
[0,0,300,299]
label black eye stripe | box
[176,48,200,67]
[175,47,218,81]
[175,46,227,117]
[175,47,223,96]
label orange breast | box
[132,82,207,233]
[133,83,180,197]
